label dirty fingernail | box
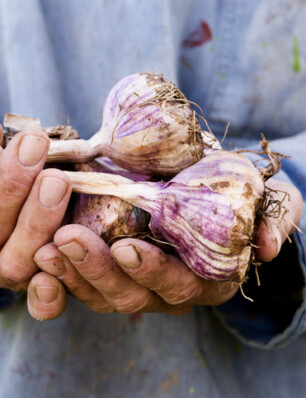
[112,245,141,269]
[58,241,86,262]
[39,177,68,207]
[35,286,59,304]
[38,257,67,277]
[19,135,48,166]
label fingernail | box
[58,241,86,262]
[272,225,282,254]
[35,286,59,304]
[39,257,67,277]
[112,245,141,269]
[18,135,48,166]
[39,177,67,207]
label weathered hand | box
[254,179,303,262]
[32,224,238,320]
[0,126,71,316]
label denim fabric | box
[0,0,305,396]
[0,289,20,311]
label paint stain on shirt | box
[293,35,301,73]
[182,20,212,48]
[129,313,143,324]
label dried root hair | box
[111,72,219,158]
[236,133,288,181]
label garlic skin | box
[73,160,150,243]
[75,157,152,182]
[73,194,150,243]
[65,150,265,282]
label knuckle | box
[1,266,27,286]
[21,206,67,242]
[214,284,238,305]
[64,276,89,297]
[0,251,33,285]
[112,293,149,314]
[75,261,116,285]
[22,217,52,241]
[199,281,238,306]
[88,269,114,286]
[66,284,80,297]
[164,284,201,305]
[0,172,32,200]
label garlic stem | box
[48,139,101,162]
[47,127,222,164]
[64,171,161,213]
[200,130,222,151]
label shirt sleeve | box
[0,289,21,312]
[215,131,306,349]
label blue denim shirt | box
[0,0,305,397]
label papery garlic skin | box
[73,159,150,243]
[74,157,152,181]
[73,194,150,243]
[89,72,217,176]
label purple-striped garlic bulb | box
[48,72,220,176]
[64,150,265,282]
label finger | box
[0,123,3,148]
[0,129,49,245]
[54,225,168,314]
[255,180,303,262]
[111,239,238,306]
[27,272,67,321]
[35,242,114,313]
[0,168,71,286]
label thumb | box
[0,124,3,151]
[254,179,303,262]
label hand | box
[0,126,71,316]
[254,179,303,262]
[31,179,302,321]
[32,224,238,320]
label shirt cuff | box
[0,289,21,312]
[215,228,306,349]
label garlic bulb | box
[48,72,220,176]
